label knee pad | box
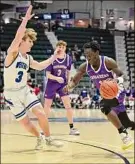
[101,107,111,115]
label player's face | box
[57,45,66,54]
[84,48,98,65]
[22,37,34,52]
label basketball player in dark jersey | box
[43,40,80,135]
[64,41,134,150]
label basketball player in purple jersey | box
[43,40,80,135]
[64,41,134,149]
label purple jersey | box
[86,56,114,89]
[86,55,126,114]
[46,54,72,84]
[44,54,72,99]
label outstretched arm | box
[30,55,56,70]
[66,62,87,91]
[30,47,59,71]
[5,5,34,67]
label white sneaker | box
[40,132,63,148]
[120,133,134,150]
[45,137,63,148]
[69,128,80,135]
[35,136,43,150]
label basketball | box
[100,79,119,99]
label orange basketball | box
[100,79,119,99]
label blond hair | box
[56,40,67,47]
[22,28,37,41]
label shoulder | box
[67,54,72,60]
[104,56,117,70]
[29,54,33,60]
[4,51,19,68]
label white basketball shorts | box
[4,85,41,121]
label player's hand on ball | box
[116,76,124,92]
[56,77,64,83]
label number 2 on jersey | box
[57,69,62,76]
[15,71,23,83]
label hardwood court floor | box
[1,110,134,164]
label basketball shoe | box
[69,128,80,135]
[40,132,63,148]
[120,133,134,150]
[45,137,63,148]
[35,136,43,150]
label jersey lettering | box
[15,71,24,83]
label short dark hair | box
[83,41,100,52]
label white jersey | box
[4,52,31,90]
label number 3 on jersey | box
[57,69,62,76]
[15,71,23,83]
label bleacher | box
[55,27,116,91]
[125,31,135,86]
[1,22,53,84]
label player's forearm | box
[46,73,58,81]
[38,56,55,70]
[68,71,84,90]
[15,18,28,43]
[68,80,76,90]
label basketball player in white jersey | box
[4,5,63,149]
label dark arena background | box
[0,0,134,163]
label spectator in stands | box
[80,87,88,99]
[127,23,133,37]
[73,44,81,61]
[75,96,83,109]
[55,95,64,108]
[74,44,79,52]
[51,20,61,31]
[92,92,100,109]
[71,51,77,69]
[129,23,132,31]
[36,20,44,29]
[71,98,76,108]
[44,22,49,32]
[80,87,91,109]
[88,23,92,28]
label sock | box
[118,126,128,134]
[69,123,74,129]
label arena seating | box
[1,22,53,61]
[125,31,135,86]
[55,27,115,59]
